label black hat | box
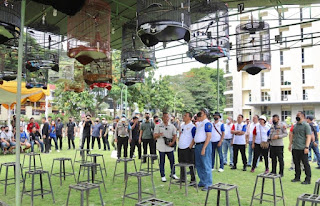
[307,115,314,121]
[132,116,138,120]
[213,112,221,118]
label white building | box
[224,5,320,122]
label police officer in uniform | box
[269,114,287,177]
[114,118,132,158]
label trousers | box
[92,136,101,149]
[57,135,63,150]
[292,149,311,181]
[195,142,212,188]
[68,134,75,149]
[178,148,195,181]
[159,151,175,177]
[222,139,233,165]
[233,144,247,168]
[81,134,91,150]
[130,138,141,158]
[142,139,156,161]
[102,134,110,150]
[212,141,224,169]
[270,146,284,175]
[252,143,269,171]
[117,137,128,158]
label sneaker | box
[133,155,136,158]
[251,169,255,173]
[218,168,224,172]
[211,168,215,171]
[231,166,237,170]
[301,180,311,185]
[171,174,179,180]
[223,163,227,165]
[161,177,167,182]
[198,184,205,188]
[57,150,60,153]
[265,169,269,174]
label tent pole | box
[15,0,26,206]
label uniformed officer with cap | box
[115,117,132,158]
[269,114,287,177]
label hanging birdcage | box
[188,0,229,64]
[0,43,18,82]
[0,0,20,44]
[121,67,145,86]
[83,58,112,90]
[137,0,191,47]
[25,28,61,89]
[64,61,85,93]
[67,0,111,66]
[121,21,156,71]
[236,19,271,75]
[31,0,86,16]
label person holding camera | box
[114,118,132,158]
[154,112,178,182]
[81,115,93,150]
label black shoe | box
[301,180,311,185]
[103,149,107,151]
[291,179,300,182]
[247,164,251,167]
[231,166,237,170]
[289,167,294,171]
[243,167,247,171]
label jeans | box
[222,139,233,165]
[195,142,212,188]
[308,141,319,161]
[270,146,284,175]
[159,151,175,177]
[248,141,259,167]
[50,136,58,150]
[1,142,9,150]
[310,141,320,166]
[252,143,269,171]
[292,149,311,182]
[233,144,247,168]
[212,141,224,169]
[31,139,44,153]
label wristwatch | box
[305,147,309,149]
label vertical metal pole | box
[217,59,220,112]
[120,86,123,116]
[16,1,26,205]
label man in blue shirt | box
[20,126,31,152]
[92,118,103,150]
[193,109,213,191]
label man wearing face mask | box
[81,115,93,150]
[269,114,287,177]
[139,112,156,163]
[66,117,76,150]
[289,111,312,184]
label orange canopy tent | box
[0,81,50,109]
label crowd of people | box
[0,109,318,191]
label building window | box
[302,48,305,63]
[226,94,233,108]
[21,109,26,115]
[249,92,252,102]
[261,106,271,117]
[261,72,265,87]
[226,77,233,91]
[280,51,284,65]
[281,110,291,122]
[261,91,271,102]
[302,69,305,84]
[303,89,308,100]
[301,28,304,42]
[281,90,291,101]
[304,110,314,116]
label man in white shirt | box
[1,126,15,154]
[178,112,196,182]
[231,114,248,171]
[246,115,260,167]
[211,112,225,172]
[222,116,233,166]
[154,112,178,182]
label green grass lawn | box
[0,136,319,206]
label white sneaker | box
[172,174,179,180]
[218,168,224,172]
[57,150,60,153]
[161,177,167,182]
[211,168,215,171]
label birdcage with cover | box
[0,0,20,44]
[121,21,156,71]
[83,58,112,90]
[137,0,191,47]
[236,18,271,75]
[67,0,111,66]
[121,67,145,86]
[63,61,85,93]
[0,43,18,83]
[188,0,229,64]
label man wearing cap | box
[81,115,93,150]
[154,112,178,182]
[211,112,225,172]
[231,114,247,171]
[269,114,287,176]
[194,109,212,191]
[115,117,132,158]
[306,115,320,169]
[101,118,110,151]
[139,112,156,163]
[130,116,141,159]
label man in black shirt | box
[41,117,50,153]
[66,117,77,150]
[130,116,141,159]
[306,115,320,169]
[56,118,64,150]
[101,118,110,151]
[81,115,93,150]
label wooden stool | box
[77,162,106,192]
[21,170,55,206]
[112,157,137,183]
[123,172,156,205]
[168,163,198,196]
[140,154,159,173]
[86,153,107,176]
[204,183,241,206]
[66,183,104,206]
[296,194,320,206]
[0,162,23,195]
[135,198,173,206]
[250,173,285,206]
[73,149,91,165]
[22,153,43,172]
[50,158,76,186]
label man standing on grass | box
[130,116,141,159]
[194,109,212,191]
[222,116,233,166]
[246,115,260,167]
[139,112,156,163]
[81,115,93,150]
[66,117,77,150]
[289,111,312,184]
[42,117,50,153]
